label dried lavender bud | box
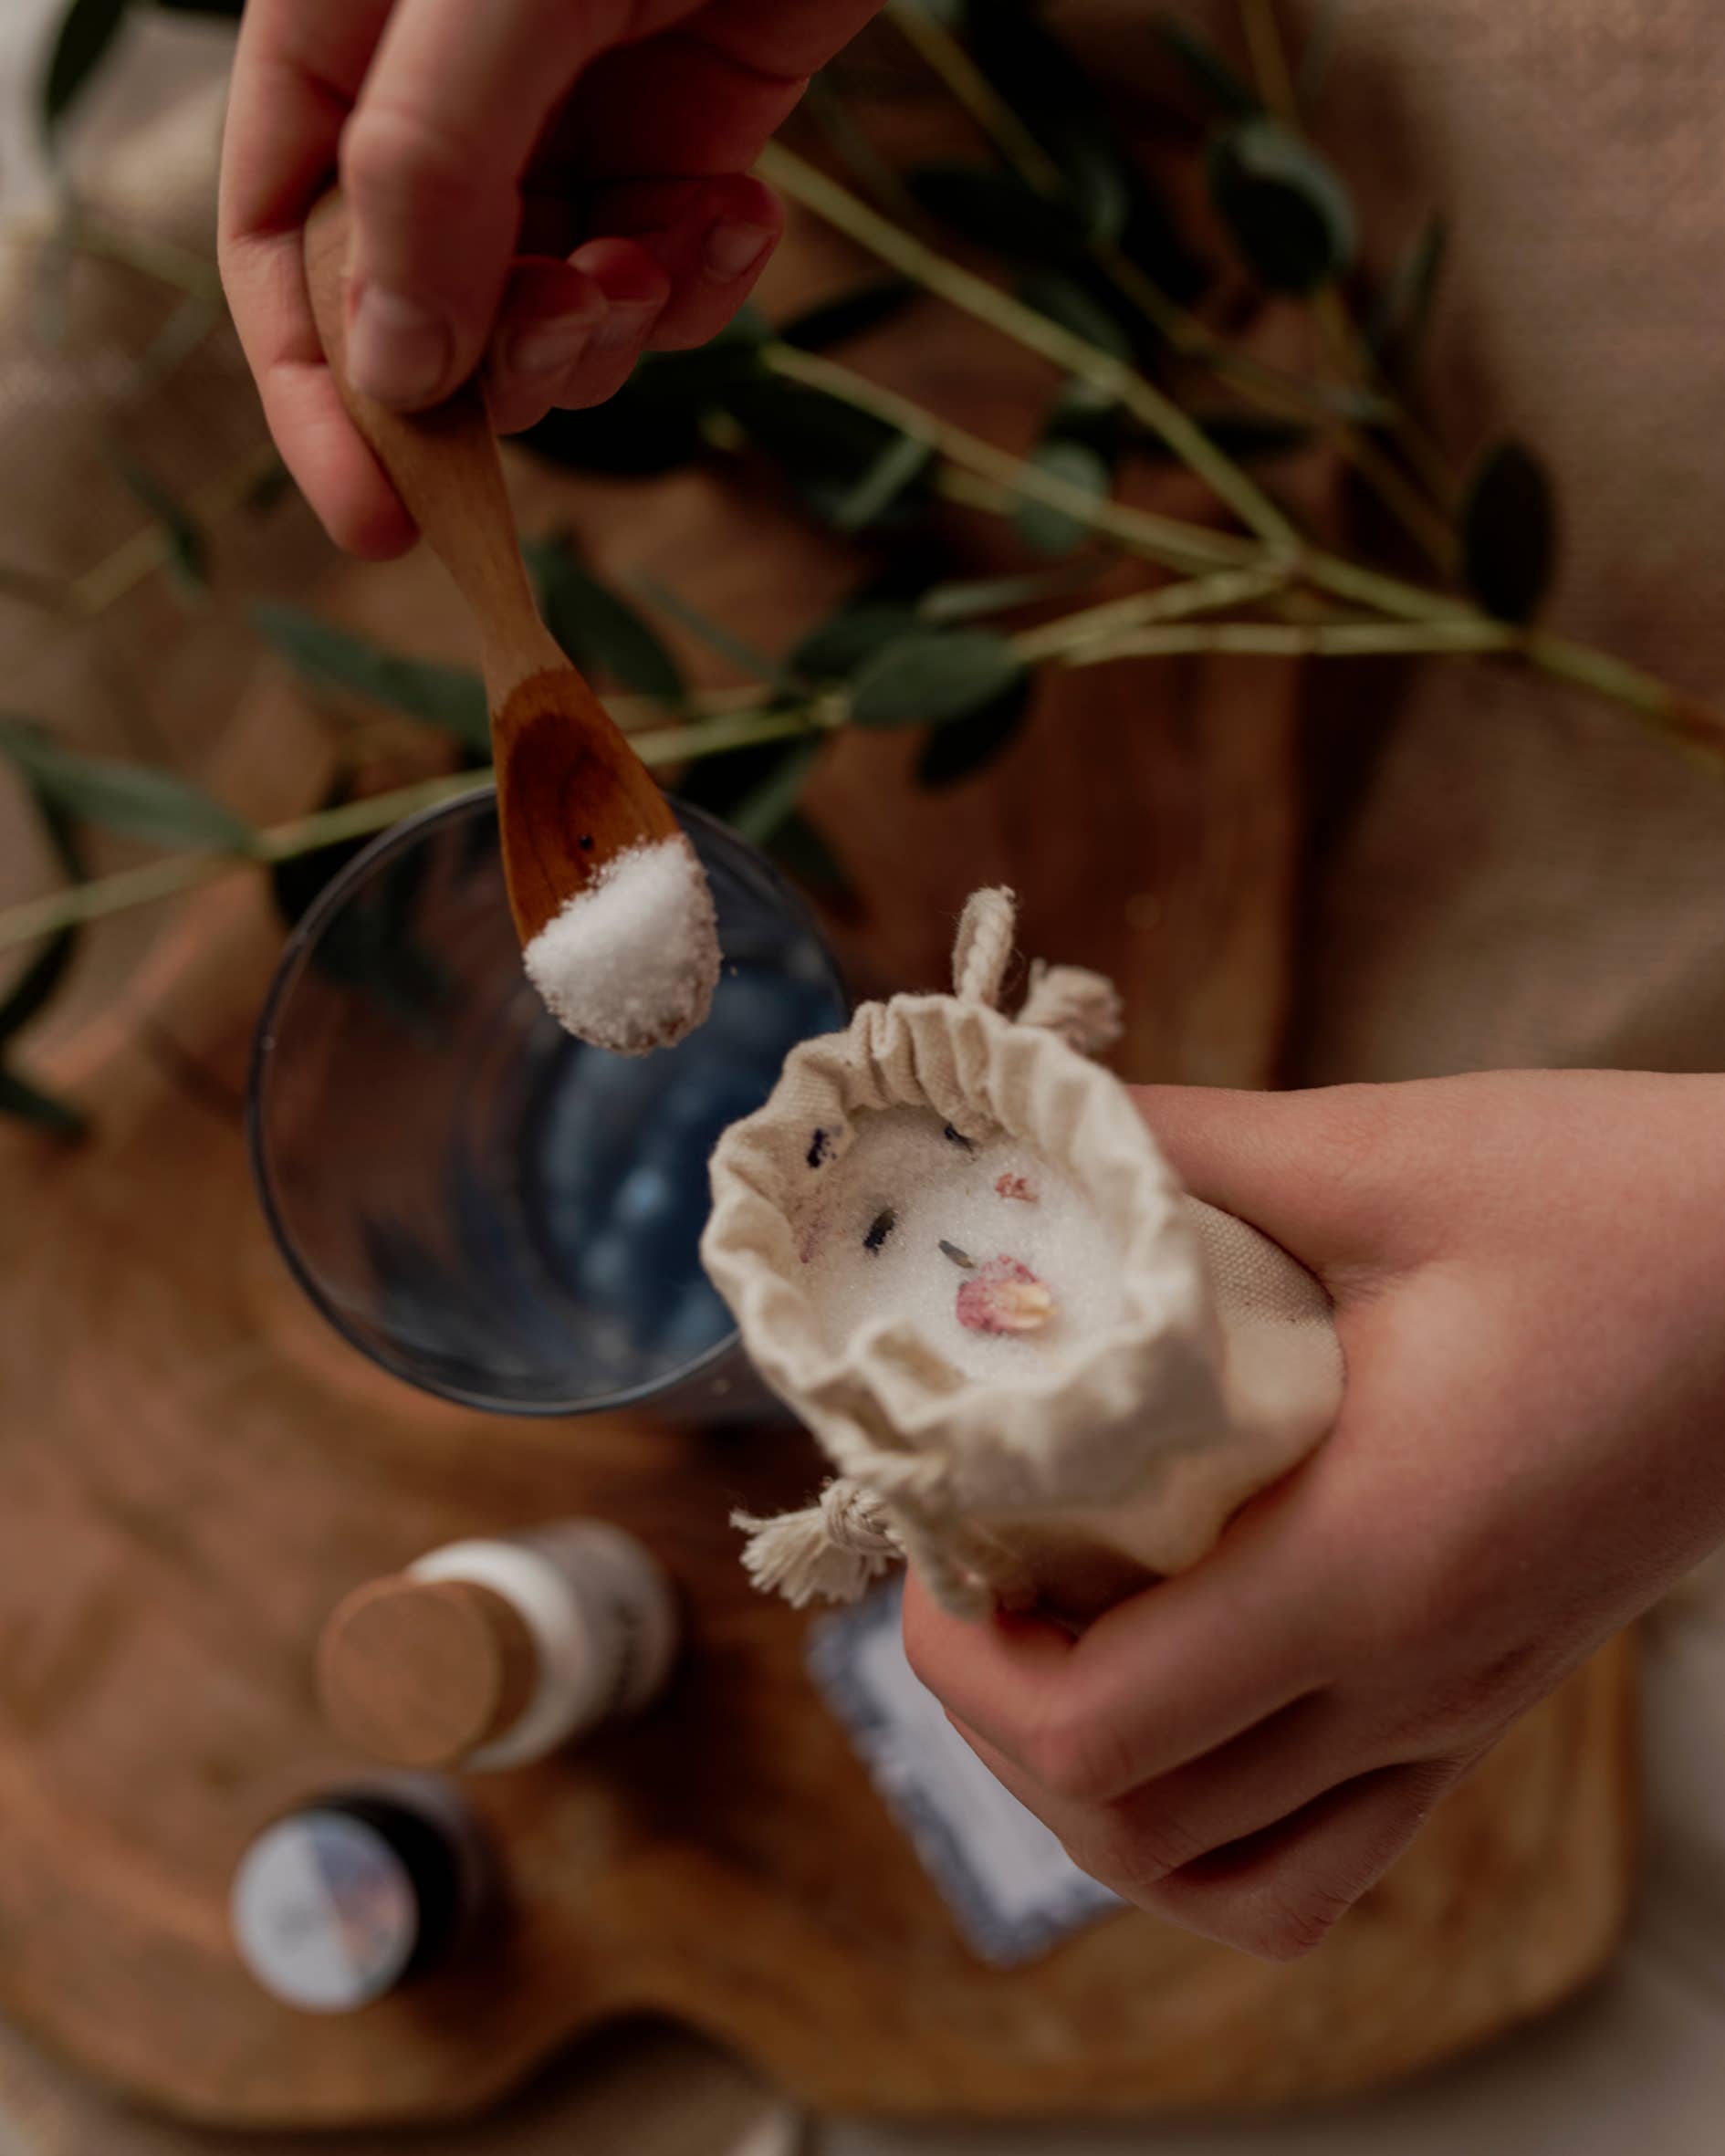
[956,1256,1055,1336]
[807,1127,833,1168]
[862,1207,897,1254]
[937,1239,976,1270]
[943,1124,974,1152]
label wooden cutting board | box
[0,861,1635,2131]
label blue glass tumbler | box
[248,790,847,1417]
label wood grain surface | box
[0,109,1637,2140]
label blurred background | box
[4,1,1725,2151]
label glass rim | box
[246,782,845,1418]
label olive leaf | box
[110,448,205,602]
[849,629,1027,727]
[0,1065,87,1137]
[1152,15,1260,117]
[631,578,789,686]
[1014,269,1134,361]
[767,810,854,904]
[721,376,933,533]
[253,603,491,756]
[916,560,1105,624]
[909,163,1091,276]
[526,536,686,706]
[1015,438,1112,555]
[778,278,917,352]
[916,673,1033,790]
[728,737,825,847]
[792,602,924,682]
[523,324,762,476]
[1458,439,1557,624]
[1367,212,1448,375]
[1206,116,1356,295]
[41,0,131,137]
[0,718,254,853]
[831,431,933,535]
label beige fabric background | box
[5,0,1725,2151]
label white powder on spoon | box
[523,837,720,1056]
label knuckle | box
[1067,1802,1204,1890]
[340,103,490,215]
[1024,1701,1133,1806]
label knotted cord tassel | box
[732,1480,903,1607]
[1018,958,1124,1057]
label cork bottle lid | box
[317,1575,538,1769]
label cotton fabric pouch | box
[702,890,1343,1625]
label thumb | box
[1131,1079,1424,1282]
[337,0,619,409]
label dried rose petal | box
[956,1255,1055,1335]
[994,1172,1039,1204]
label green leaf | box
[253,603,490,756]
[525,537,685,706]
[727,736,824,846]
[0,926,78,1045]
[917,559,1105,625]
[1015,438,1112,555]
[909,163,1089,274]
[1458,439,1557,624]
[916,673,1033,790]
[522,329,762,476]
[831,431,933,535]
[0,1065,86,1137]
[110,448,205,601]
[1205,117,1356,296]
[720,376,932,532]
[1367,212,1447,374]
[850,630,1028,728]
[0,719,254,853]
[778,278,917,352]
[1013,270,1133,361]
[1152,15,1260,116]
[767,810,853,902]
[631,579,789,686]
[41,0,131,136]
[792,602,924,681]
[958,6,1130,244]
[1295,0,1343,106]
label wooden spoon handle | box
[302,190,549,673]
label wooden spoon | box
[302,190,717,1050]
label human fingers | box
[483,248,675,436]
[1136,1758,1461,1960]
[581,173,784,351]
[901,1512,1330,1805]
[218,0,413,554]
[950,1693,1384,1900]
[337,0,629,411]
[1130,1080,1445,1287]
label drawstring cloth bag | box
[701,890,1343,1624]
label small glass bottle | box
[317,1521,681,1773]
[229,1781,485,2014]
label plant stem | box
[759,141,1301,551]
[0,708,831,958]
[1009,565,1293,664]
[762,340,1249,572]
[72,443,282,618]
[1063,617,1519,663]
[884,0,1067,199]
[1239,0,1301,118]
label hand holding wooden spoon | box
[302,191,718,1056]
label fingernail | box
[702,219,772,283]
[348,287,452,404]
[591,299,658,353]
[503,309,601,380]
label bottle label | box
[230,1811,419,2013]
[808,1580,1124,1967]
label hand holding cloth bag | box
[702,890,1343,1626]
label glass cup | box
[248,790,847,1417]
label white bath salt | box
[522,837,720,1057]
[800,1107,1127,1383]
